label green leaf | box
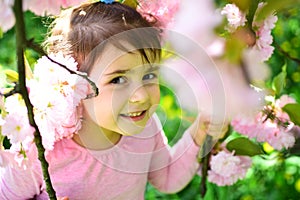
[272,69,287,95]
[256,0,300,21]
[24,53,33,79]
[246,0,260,28]
[231,0,252,12]
[282,103,300,126]
[226,137,263,156]
[4,69,19,83]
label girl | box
[0,1,224,199]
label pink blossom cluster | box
[231,95,296,150]
[0,53,89,153]
[252,3,278,61]
[137,0,180,29]
[0,0,86,32]
[221,3,278,61]
[208,150,252,186]
[163,0,268,123]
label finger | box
[58,197,69,200]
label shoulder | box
[45,138,87,164]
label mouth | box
[120,110,147,121]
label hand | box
[189,115,228,146]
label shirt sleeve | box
[147,114,201,193]
[0,147,44,199]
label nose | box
[129,85,149,104]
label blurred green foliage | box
[0,11,51,71]
[1,2,300,200]
[268,6,300,103]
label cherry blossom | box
[221,3,247,32]
[24,0,86,16]
[275,94,295,108]
[169,0,221,52]
[231,95,297,150]
[0,0,86,32]
[0,150,27,168]
[29,86,71,150]
[208,150,252,186]
[220,3,278,62]
[0,0,15,32]
[0,53,89,152]
[252,10,278,61]
[1,94,35,153]
[28,53,89,150]
[137,0,180,29]
[1,113,34,144]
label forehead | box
[89,44,156,79]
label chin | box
[118,125,146,136]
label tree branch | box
[13,0,57,199]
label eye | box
[143,73,157,81]
[110,76,127,84]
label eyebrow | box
[104,69,130,76]
[145,65,160,73]
[104,65,160,76]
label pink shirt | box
[0,114,200,200]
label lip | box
[120,110,147,122]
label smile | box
[120,110,147,121]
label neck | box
[73,118,121,151]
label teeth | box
[124,111,143,117]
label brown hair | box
[44,1,161,72]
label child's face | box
[83,46,160,136]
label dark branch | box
[13,0,57,199]
[1,84,20,98]
[199,135,213,198]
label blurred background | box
[1,1,300,199]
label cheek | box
[83,92,114,119]
[97,89,125,118]
[147,84,160,104]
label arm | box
[147,115,201,193]
[148,114,228,193]
[0,148,44,199]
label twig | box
[1,84,20,98]
[13,0,57,199]
[198,135,213,198]
[26,39,99,98]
